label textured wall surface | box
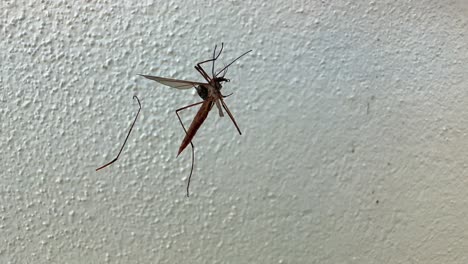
[2,0,468,263]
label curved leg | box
[175,101,204,197]
[96,96,142,171]
[195,43,224,82]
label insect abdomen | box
[178,100,213,155]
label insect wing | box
[139,75,207,90]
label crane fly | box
[142,43,251,196]
[96,43,251,197]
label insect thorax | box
[196,85,209,100]
[197,78,227,100]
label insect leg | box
[215,49,252,77]
[175,101,204,197]
[195,43,225,82]
[195,65,212,83]
[211,43,223,77]
[219,63,229,78]
[96,96,142,171]
[175,101,205,139]
[220,98,242,135]
[196,43,223,67]
[222,92,233,98]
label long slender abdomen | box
[178,100,213,155]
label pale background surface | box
[2,0,468,263]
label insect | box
[97,43,251,197]
[142,44,251,196]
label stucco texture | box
[2,0,468,263]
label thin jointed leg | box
[96,96,142,171]
[175,101,204,197]
[220,98,242,135]
[195,43,224,82]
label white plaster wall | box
[2,0,468,263]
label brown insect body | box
[178,77,229,155]
[178,99,213,156]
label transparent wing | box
[139,74,207,90]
